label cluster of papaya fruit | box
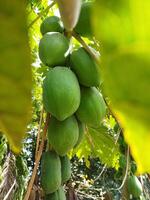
[38,2,106,199]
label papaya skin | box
[40,16,64,35]
[76,87,106,126]
[127,175,143,198]
[57,186,66,200]
[43,67,80,121]
[39,32,69,67]
[60,155,71,183]
[70,47,101,87]
[74,120,85,148]
[74,2,93,37]
[48,116,79,156]
[41,151,61,194]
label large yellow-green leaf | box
[0,0,32,153]
[93,0,150,173]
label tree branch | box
[4,180,16,200]
[23,113,50,200]
[28,1,55,29]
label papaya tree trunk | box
[0,151,16,200]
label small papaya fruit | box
[41,151,61,194]
[39,32,69,67]
[40,16,64,35]
[70,47,100,87]
[60,155,71,183]
[74,120,85,148]
[57,186,66,200]
[48,116,79,156]
[127,175,143,198]
[76,87,106,126]
[43,67,80,121]
[74,2,93,37]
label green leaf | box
[73,125,120,169]
[0,0,32,153]
[93,0,150,173]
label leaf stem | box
[72,31,99,63]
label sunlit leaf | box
[0,0,32,153]
[73,125,120,169]
[93,0,150,173]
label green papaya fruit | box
[127,175,143,198]
[43,67,80,121]
[39,32,69,67]
[60,155,71,183]
[70,47,100,87]
[41,151,61,194]
[74,2,93,37]
[76,87,106,126]
[40,16,64,35]
[57,186,66,200]
[74,120,85,148]
[45,192,58,200]
[48,116,79,156]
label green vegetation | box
[60,155,71,183]
[40,16,63,35]
[70,47,101,87]
[127,175,143,198]
[74,2,93,37]
[43,67,80,121]
[39,32,69,67]
[41,151,61,194]
[76,87,106,126]
[0,0,150,199]
[48,116,79,156]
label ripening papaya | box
[70,47,100,87]
[39,32,69,67]
[76,87,106,126]
[41,151,61,194]
[43,67,80,121]
[57,186,66,200]
[74,120,85,148]
[74,2,93,37]
[127,175,143,198]
[40,16,64,35]
[48,116,79,156]
[60,155,71,183]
